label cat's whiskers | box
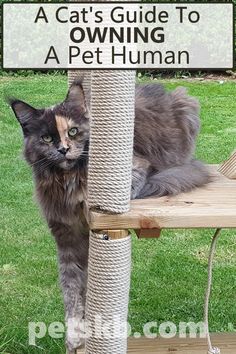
[29,156,49,167]
[71,148,89,157]
[33,159,56,173]
[29,148,89,174]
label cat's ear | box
[8,98,41,132]
[65,80,91,119]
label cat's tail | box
[138,159,211,198]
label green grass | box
[0,75,236,353]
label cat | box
[9,81,210,352]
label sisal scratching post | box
[85,231,131,354]
[86,70,135,354]
[88,71,136,213]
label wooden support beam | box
[134,228,162,238]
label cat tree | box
[68,63,236,354]
[67,2,236,342]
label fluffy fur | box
[9,81,210,351]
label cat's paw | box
[131,180,146,199]
[66,350,78,354]
[66,345,84,354]
[131,169,148,199]
[66,337,85,353]
[131,175,144,199]
[66,317,85,353]
[131,186,139,200]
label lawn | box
[0,75,236,354]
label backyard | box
[0,75,235,353]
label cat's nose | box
[58,146,69,155]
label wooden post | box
[97,229,129,240]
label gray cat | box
[9,81,210,352]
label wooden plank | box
[127,333,236,354]
[76,333,236,354]
[87,165,236,230]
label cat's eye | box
[42,135,53,143]
[68,127,78,137]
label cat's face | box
[9,82,90,172]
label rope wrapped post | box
[88,71,136,213]
[85,230,131,353]
[85,70,135,354]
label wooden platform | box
[126,334,236,354]
[88,165,236,230]
[76,334,236,354]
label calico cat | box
[9,81,210,352]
